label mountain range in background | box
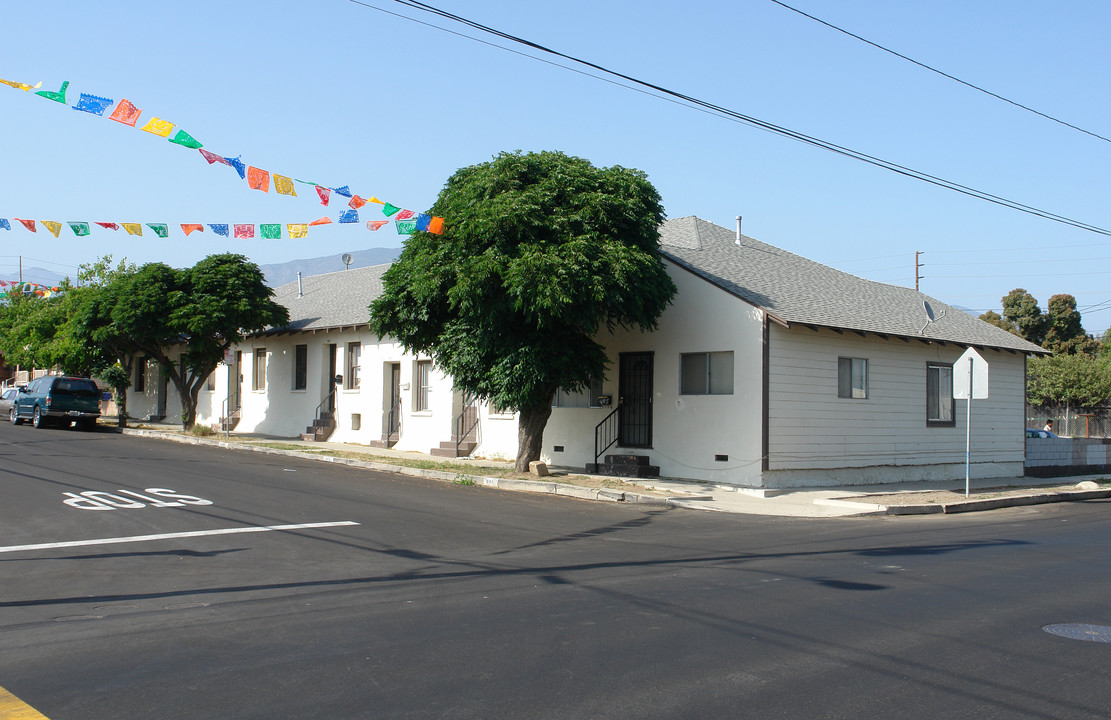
[259,247,400,288]
[0,267,67,287]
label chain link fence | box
[1027,406,1111,438]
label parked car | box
[9,376,101,430]
[1025,428,1058,439]
[0,387,18,417]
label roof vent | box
[735,216,742,247]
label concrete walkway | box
[117,425,1110,518]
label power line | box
[766,0,1111,145]
[350,0,1111,238]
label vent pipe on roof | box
[735,216,742,247]
[297,271,303,298]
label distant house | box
[128,216,1046,488]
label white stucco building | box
[127,216,1045,488]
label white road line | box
[0,522,360,554]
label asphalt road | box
[1,423,1109,719]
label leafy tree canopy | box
[1027,353,1111,410]
[370,150,676,470]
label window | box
[135,357,146,392]
[205,371,216,392]
[553,379,605,408]
[415,360,432,412]
[838,357,868,399]
[253,348,267,391]
[293,344,308,390]
[926,362,954,426]
[680,351,734,395]
[345,342,361,390]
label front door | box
[618,352,653,448]
[386,363,401,440]
[327,344,338,413]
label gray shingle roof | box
[265,217,1045,355]
[659,216,1046,354]
[267,264,388,332]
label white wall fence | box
[1025,437,1111,478]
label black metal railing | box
[594,403,622,467]
[456,403,479,456]
[221,389,241,438]
[386,399,402,447]
[312,389,336,428]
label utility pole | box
[915,250,923,291]
[19,255,22,284]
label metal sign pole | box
[965,357,973,497]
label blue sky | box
[3,1,1109,332]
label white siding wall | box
[540,262,766,485]
[765,326,1026,486]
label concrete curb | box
[822,488,1111,516]
[120,428,677,508]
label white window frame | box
[837,357,868,399]
[553,379,604,408]
[345,342,361,390]
[680,351,734,395]
[415,359,432,412]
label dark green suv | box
[10,376,102,430]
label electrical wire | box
[767,0,1111,145]
[346,0,1111,237]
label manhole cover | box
[1043,624,1111,643]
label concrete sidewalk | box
[117,425,1110,518]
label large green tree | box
[370,150,677,471]
[1027,353,1111,410]
[112,254,288,429]
[1000,288,1046,345]
[1043,293,1099,355]
[63,257,139,426]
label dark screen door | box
[619,352,653,448]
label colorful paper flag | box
[108,98,142,126]
[287,224,308,239]
[0,77,42,92]
[260,224,281,239]
[428,216,444,235]
[140,117,175,137]
[42,221,62,238]
[95,222,120,230]
[309,216,333,226]
[395,209,416,220]
[332,185,352,198]
[368,196,385,204]
[348,195,367,210]
[366,220,388,231]
[0,219,9,230]
[338,210,358,224]
[225,155,246,179]
[199,148,228,166]
[315,186,331,206]
[395,220,417,235]
[209,224,229,237]
[181,224,204,236]
[274,174,296,196]
[415,214,431,232]
[35,80,69,104]
[382,203,400,217]
[73,93,113,115]
[147,223,169,238]
[122,223,143,236]
[234,224,254,239]
[68,221,91,236]
[247,166,270,192]
[15,218,36,232]
[168,129,203,149]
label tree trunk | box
[515,403,553,473]
[115,382,128,428]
